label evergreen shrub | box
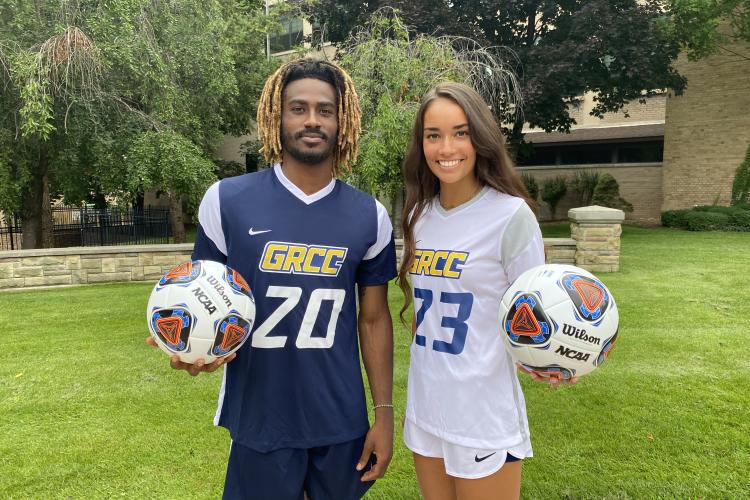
[541,175,568,219]
[661,209,691,229]
[568,169,599,207]
[685,211,730,231]
[729,210,750,231]
[521,172,539,201]
[591,173,633,212]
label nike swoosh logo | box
[248,228,272,236]
[474,452,496,463]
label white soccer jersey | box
[405,187,545,451]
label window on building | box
[517,146,558,166]
[270,15,304,53]
[560,144,612,165]
[519,140,664,166]
[616,141,663,163]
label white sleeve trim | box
[363,199,393,260]
[197,181,227,257]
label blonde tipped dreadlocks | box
[256,58,362,177]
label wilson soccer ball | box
[499,264,619,379]
[147,260,255,364]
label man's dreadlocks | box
[256,58,362,177]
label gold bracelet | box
[373,403,394,410]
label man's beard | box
[281,129,337,165]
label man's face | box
[280,78,338,166]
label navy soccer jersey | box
[192,165,396,452]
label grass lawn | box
[1,225,749,498]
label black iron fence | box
[0,207,171,250]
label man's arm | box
[356,283,394,482]
[146,183,234,376]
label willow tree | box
[0,23,104,248]
[0,0,274,247]
[337,8,522,230]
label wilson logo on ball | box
[560,273,610,322]
[505,294,554,345]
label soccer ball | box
[147,260,256,364]
[499,264,619,379]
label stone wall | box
[0,210,623,290]
[0,245,193,290]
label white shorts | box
[403,419,529,479]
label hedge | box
[729,210,750,231]
[661,209,692,229]
[684,211,731,231]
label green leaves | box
[665,0,750,60]
[730,144,750,206]
[18,78,55,140]
[125,130,217,214]
[338,9,520,198]
[0,0,273,242]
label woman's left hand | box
[518,363,579,388]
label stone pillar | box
[569,205,625,272]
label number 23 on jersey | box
[414,287,474,355]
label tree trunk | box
[40,169,53,248]
[21,145,52,249]
[21,180,42,249]
[168,191,186,243]
[390,188,404,239]
[508,115,526,160]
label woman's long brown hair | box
[397,82,537,323]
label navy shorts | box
[223,435,375,500]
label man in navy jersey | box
[147,58,396,499]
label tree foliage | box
[664,0,750,60]
[731,144,750,205]
[568,169,600,207]
[337,8,521,203]
[0,0,275,247]
[300,0,687,143]
[541,175,568,219]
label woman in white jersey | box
[398,82,574,500]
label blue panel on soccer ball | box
[225,266,254,300]
[212,313,252,356]
[594,328,619,367]
[504,293,554,345]
[560,273,610,322]
[158,261,202,287]
[151,307,193,352]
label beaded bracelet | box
[373,403,394,410]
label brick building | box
[662,38,750,210]
[523,36,749,224]
[216,6,749,225]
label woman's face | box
[422,97,477,192]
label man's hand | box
[356,410,394,482]
[145,336,235,376]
